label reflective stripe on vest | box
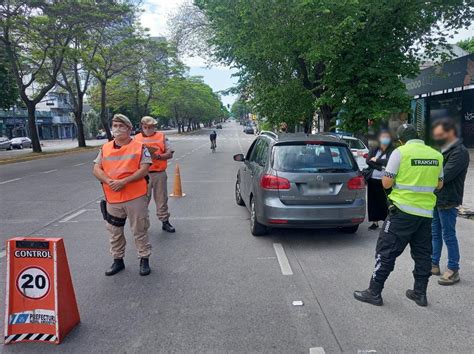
[388,140,443,218]
[101,140,148,203]
[135,132,167,172]
[393,184,436,193]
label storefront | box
[405,53,474,147]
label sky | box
[141,0,474,108]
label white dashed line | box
[42,169,58,174]
[310,347,326,354]
[73,163,86,166]
[273,243,293,275]
[59,209,87,223]
[0,178,22,185]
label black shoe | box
[368,223,379,230]
[162,220,175,233]
[139,258,151,276]
[105,259,125,276]
[406,289,427,307]
[353,288,383,306]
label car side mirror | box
[233,153,245,162]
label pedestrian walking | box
[365,130,395,230]
[430,118,470,285]
[135,116,176,233]
[354,124,443,307]
[92,114,152,276]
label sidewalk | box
[458,148,474,217]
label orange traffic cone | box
[170,163,185,197]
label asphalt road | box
[1,122,473,353]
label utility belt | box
[100,200,126,227]
[149,170,166,174]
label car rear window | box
[272,143,357,172]
[342,138,366,150]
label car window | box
[343,138,366,150]
[245,140,258,160]
[249,139,263,163]
[254,140,269,166]
[272,143,357,172]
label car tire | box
[341,225,359,234]
[250,197,266,236]
[7,145,11,150]
[235,180,245,206]
[18,144,23,149]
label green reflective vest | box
[388,140,443,218]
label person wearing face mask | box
[365,130,395,230]
[354,124,443,307]
[93,114,153,276]
[135,116,176,233]
[430,118,470,285]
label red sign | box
[4,237,80,345]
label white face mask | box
[112,126,128,138]
[143,128,156,136]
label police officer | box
[354,124,443,307]
[93,114,152,276]
[135,116,175,233]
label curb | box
[0,146,100,166]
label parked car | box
[233,133,365,235]
[0,136,12,150]
[340,136,369,170]
[96,131,107,139]
[216,124,223,129]
[243,126,254,134]
[10,137,32,149]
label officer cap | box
[141,116,158,126]
[112,114,132,129]
[397,123,418,142]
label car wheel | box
[7,145,11,150]
[341,225,359,234]
[250,197,266,236]
[18,144,23,149]
[235,180,245,206]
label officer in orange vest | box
[135,116,175,233]
[92,114,152,276]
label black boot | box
[139,258,151,276]
[353,288,383,306]
[105,259,125,276]
[406,290,428,307]
[162,220,175,233]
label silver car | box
[233,132,366,235]
[0,136,12,150]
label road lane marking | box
[59,209,87,223]
[310,348,326,354]
[273,243,293,275]
[0,178,22,185]
[42,169,58,174]
[73,163,86,166]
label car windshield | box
[342,138,366,150]
[272,143,356,173]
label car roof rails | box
[259,131,278,139]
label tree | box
[187,0,474,132]
[0,1,86,152]
[88,12,143,140]
[457,37,474,54]
[0,44,18,109]
[57,2,132,147]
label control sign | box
[4,237,80,345]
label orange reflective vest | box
[101,139,148,204]
[135,132,167,172]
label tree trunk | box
[320,104,333,132]
[27,104,42,153]
[177,120,182,134]
[100,80,112,140]
[74,111,86,148]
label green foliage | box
[457,37,474,54]
[0,47,18,109]
[195,0,474,132]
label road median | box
[0,146,100,165]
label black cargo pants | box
[370,207,432,294]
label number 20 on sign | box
[4,237,80,345]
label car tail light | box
[362,153,368,159]
[269,219,288,224]
[260,174,290,190]
[347,176,365,190]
